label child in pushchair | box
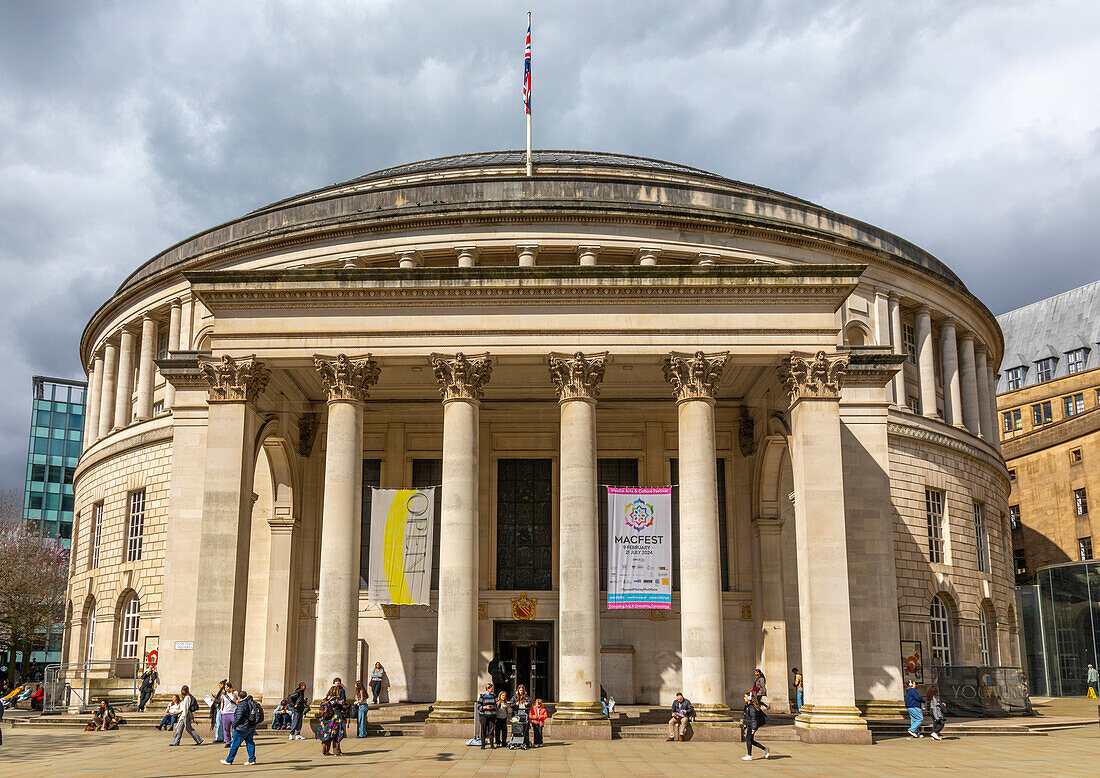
[508,709,529,750]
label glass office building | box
[23,376,86,546]
[1017,560,1100,696]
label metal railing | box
[43,660,139,714]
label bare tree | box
[0,487,69,682]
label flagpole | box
[526,11,533,177]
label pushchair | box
[508,711,529,750]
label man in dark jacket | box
[287,683,308,741]
[476,683,496,749]
[489,654,509,698]
[220,690,258,765]
[138,667,158,711]
[666,692,694,741]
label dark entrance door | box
[494,621,553,702]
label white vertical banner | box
[607,487,673,609]
[367,488,435,605]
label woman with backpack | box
[741,691,770,761]
[170,685,203,746]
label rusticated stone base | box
[795,704,873,745]
[693,702,735,722]
[858,698,906,718]
[423,699,475,739]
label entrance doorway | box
[493,621,553,702]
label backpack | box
[248,699,265,727]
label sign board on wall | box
[367,488,436,605]
[607,487,673,609]
[174,641,195,651]
[901,640,924,685]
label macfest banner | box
[367,488,436,605]
[607,487,673,609]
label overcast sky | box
[1,0,1098,494]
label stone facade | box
[64,151,1014,742]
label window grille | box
[930,596,951,666]
[90,502,103,569]
[926,489,945,563]
[119,596,140,659]
[126,490,146,562]
[974,502,988,573]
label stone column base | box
[550,701,611,739]
[857,698,906,718]
[423,699,476,739]
[693,702,734,722]
[795,704,873,745]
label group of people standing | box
[476,682,547,750]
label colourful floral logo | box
[624,498,655,530]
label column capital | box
[973,342,989,357]
[779,350,849,405]
[431,352,492,402]
[548,351,608,401]
[454,245,479,266]
[198,354,270,403]
[170,297,183,309]
[695,252,720,266]
[940,317,959,332]
[957,330,975,344]
[662,350,729,402]
[914,304,932,316]
[635,246,661,265]
[887,290,900,302]
[396,249,421,268]
[313,354,380,403]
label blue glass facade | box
[23,376,86,546]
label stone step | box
[614,724,802,742]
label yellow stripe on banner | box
[383,489,414,604]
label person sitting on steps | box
[667,692,694,741]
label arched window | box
[85,600,97,664]
[930,596,952,666]
[979,607,991,665]
[119,595,140,660]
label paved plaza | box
[2,713,1098,777]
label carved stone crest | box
[548,351,608,401]
[313,354,381,403]
[662,350,730,401]
[778,350,849,404]
[198,355,270,403]
[430,352,492,401]
[511,593,536,620]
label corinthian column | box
[312,354,380,701]
[663,350,733,725]
[779,351,870,743]
[190,355,270,694]
[425,352,492,737]
[548,351,610,738]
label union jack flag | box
[523,20,531,114]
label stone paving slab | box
[0,719,1098,776]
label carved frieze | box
[548,351,608,401]
[662,350,729,401]
[198,355,270,403]
[313,354,381,403]
[431,352,492,401]
[778,350,849,404]
[297,412,319,458]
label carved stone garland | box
[662,350,730,401]
[548,351,608,401]
[313,354,381,403]
[430,352,493,401]
[778,350,849,404]
[198,355,270,403]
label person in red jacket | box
[30,685,44,711]
[529,698,548,747]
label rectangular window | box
[90,502,103,569]
[1066,348,1087,375]
[903,322,917,364]
[1031,402,1052,426]
[1074,487,1088,516]
[1035,357,1057,383]
[125,490,146,562]
[1008,468,1017,482]
[1009,504,1021,529]
[1063,393,1085,417]
[358,459,383,589]
[670,458,731,592]
[1005,367,1025,391]
[974,502,988,573]
[496,459,553,591]
[907,396,921,415]
[926,488,945,563]
[1014,549,1028,577]
[1070,448,1083,465]
[156,329,169,361]
[152,401,164,416]
[411,458,443,590]
[1002,409,1022,432]
[1079,537,1094,561]
[597,458,640,591]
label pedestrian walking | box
[741,692,770,761]
[928,686,947,740]
[752,669,770,711]
[370,663,385,704]
[666,692,694,741]
[220,685,239,747]
[1087,664,1099,699]
[209,680,226,742]
[220,689,259,766]
[318,699,344,756]
[494,691,509,748]
[792,667,803,713]
[170,685,203,746]
[354,681,370,737]
[530,698,547,747]
[287,682,308,740]
[905,679,925,738]
[138,665,159,712]
[477,683,497,749]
